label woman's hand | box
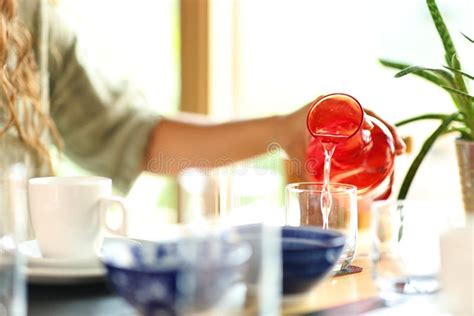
[276,97,406,181]
[364,109,406,155]
[275,100,320,182]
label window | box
[227,0,473,207]
[56,0,180,230]
[54,0,472,227]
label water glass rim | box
[286,182,357,194]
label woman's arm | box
[143,102,406,178]
[143,114,288,176]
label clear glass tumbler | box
[177,166,282,315]
[371,200,443,299]
[0,164,27,316]
[285,182,357,271]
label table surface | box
[283,256,377,315]
[28,282,134,316]
[26,232,438,316]
[28,257,382,316]
[27,231,379,316]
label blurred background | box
[55,0,473,230]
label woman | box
[1,0,405,193]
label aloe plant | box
[380,0,473,201]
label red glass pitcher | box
[306,93,395,200]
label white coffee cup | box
[28,176,128,259]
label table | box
[283,256,379,315]
[28,282,135,316]
[27,231,440,316]
[27,258,383,316]
[28,233,380,316]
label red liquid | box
[306,94,395,200]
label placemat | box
[333,265,363,277]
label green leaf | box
[443,66,474,80]
[451,54,468,92]
[446,54,471,117]
[379,59,449,87]
[380,59,465,111]
[378,60,409,70]
[446,126,471,139]
[395,113,455,127]
[426,0,458,68]
[397,223,404,242]
[441,86,474,102]
[397,113,459,200]
[395,66,455,86]
[462,32,474,43]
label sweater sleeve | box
[46,5,160,193]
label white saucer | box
[19,240,106,285]
[19,240,103,269]
[19,237,143,284]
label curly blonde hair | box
[0,0,60,172]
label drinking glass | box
[172,221,277,315]
[179,166,283,224]
[371,200,443,299]
[178,167,282,315]
[0,164,27,316]
[285,182,357,271]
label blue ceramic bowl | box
[281,226,345,294]
[101,237,251,315]
[234,224,345,295]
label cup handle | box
[100,196,128,236]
